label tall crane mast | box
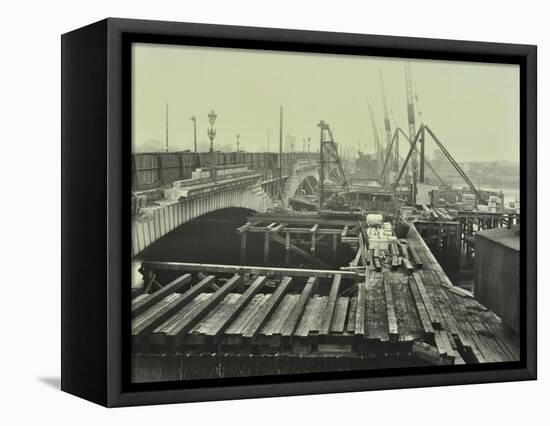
[367,98,384,173]
[405,62,418,202]
[380,70,393,179]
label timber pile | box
[422,205,459,221]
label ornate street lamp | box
[207,110,217,179]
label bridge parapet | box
[165,171,263,201]
[132,150,318,191]
[131,157,321,256]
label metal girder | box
[424,126,485,203]
[394,125,424,189]
[396,127,445,186]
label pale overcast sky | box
[132,43,519,163]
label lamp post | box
[236,133,240,152]
[190,116,197,152]
[207,110,217,180]
[307,137,311,153]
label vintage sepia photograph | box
[130,42,520,383]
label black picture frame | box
[61,17,537,407]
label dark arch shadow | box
[135,207,256,266]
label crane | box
[405,62,418,202]
[379,70,394,180]
[367,98,384,173]
[318,120,352,210]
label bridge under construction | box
[131,65,520,382]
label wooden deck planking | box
[294,296,322,337]
[383,273,399,342]
[365,274,389,342]
[345,297,357,334]
[354,281,367,336]
[191,293,241,335]
[133,221,519,366]
[225,294,270,336]
[407,276,435,339]
[164,275,243,344]
[388,274,423,342]
[411,272,442,329]
[309,297,328,335]
[261,294,298,336]
[131,273,192,317]
[330,297,349,334]
[132,293,183,338]
[434,329,455,359]
[203,276,268,338]
[281,277,319,337]
[152,293,211,344]
[401,258,414,274]
[319,274,342,336]
[241,277,293,339]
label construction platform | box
[131,213,519,382]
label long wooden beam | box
[131,273,192,318]
[248,226,350,235]
[248,215,361,227]
[241,277,293,340]
[141,261,358,279]
[166,274,243,345]
[281,276,318,337]
[236,222,255,234]
[319,274,342,336]
[205,276,267,339]
[269,223,285,233]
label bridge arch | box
[286,170,320,201]
[132,181,272,257]
[292,175,319,197]
[136,207,256,264]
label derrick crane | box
[394,125,485,204]
[379,70,394,179]
[380,64,443,187]
[367,98,384,173]
[391,109,399,174]
[318,120,351,210]
[405,62,419,202]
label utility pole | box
[318,121,326,209]
[278,106,283,197]
[267,129,270,152]
[165,103,169,152]
[420,126,425,183]
[236,133,240,152]
[308,137,311,153]
[190,116,197,152]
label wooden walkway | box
[132,223,519,368]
